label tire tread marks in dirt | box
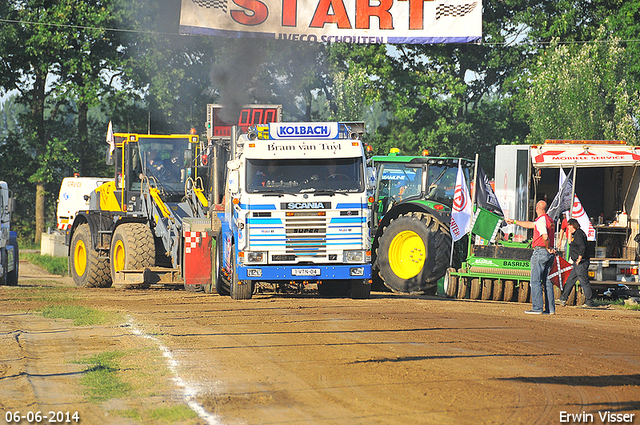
[376,212,451,293]
[71,223,112,288]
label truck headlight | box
[246,251,267,264]
[343,250,366,263]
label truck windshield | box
[376,163,423,201]
[137,138,189,193]
[246,158,364,194]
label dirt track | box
[1,260,640,425]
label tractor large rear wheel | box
[71,224,112,288]
[110,223,155,285]
[376,212,451,293]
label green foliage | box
[520,35,640,143]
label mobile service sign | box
[179,0,482,44]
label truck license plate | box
[292,268,321,277]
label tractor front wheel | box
[110,223,155,286]
[376,212,451,294]
[71,224,112,288]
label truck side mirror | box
[366,167,376,191]
[229,170,240,194]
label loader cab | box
[105,133,200,212]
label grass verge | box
[118,406,197,423]
[76,346,199,423]
[22,252,68,276]
[595,298,640,311]
[42,304,120,326]
[76,351,132,402]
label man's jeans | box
[530,248,555,313]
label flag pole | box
[472,154,479,206]
[569,161,577,219]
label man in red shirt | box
[508,200,557,314]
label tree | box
[519,36,640,143]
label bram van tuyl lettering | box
[559,410,635,423]
[267,143,342,151]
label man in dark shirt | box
[559,218,594,308]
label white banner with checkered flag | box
[181,0,482,44]
[436,2,478,20]
[191,0,227,13]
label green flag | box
[471,207,503,242]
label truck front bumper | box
[236,264,371,281]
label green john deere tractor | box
[370,149,474,294]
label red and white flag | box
[450,160,473,242]
[548,255,573,289]
[560,169,595,241]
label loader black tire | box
[481,278,493,300]
[517,280,530,303]
[71,224,112,288]
[6,232,18,286]
[376,212,451,294]
[492,279,504,301]
[470,278,481,300]
[215,233,230,295]
[230,244,253,300]
[457,277,469,299]
[503,280,515,302]
[110,223,155,285]
[444,267,458,298]
[0,249,7,286]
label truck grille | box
[285,217,327,256]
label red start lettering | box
[309,0,352,28]
[290,0,435,30]
[397,0,433,30]
[230,0,269,25]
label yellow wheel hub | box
[389,230,425,280]
[74,240,87,277]
[113,240,126,272]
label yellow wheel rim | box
[74,240,87,277]
[389,230,425,280]
[113,240,126,272]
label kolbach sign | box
[179,0,482,44]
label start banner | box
[179,0,482,44]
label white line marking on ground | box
[126,317,223,425]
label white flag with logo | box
[450,161,473,242]
[560,169,595,241]
[106,120,115,155]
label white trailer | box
[495,140,640,296]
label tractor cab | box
[371,150,471,227]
